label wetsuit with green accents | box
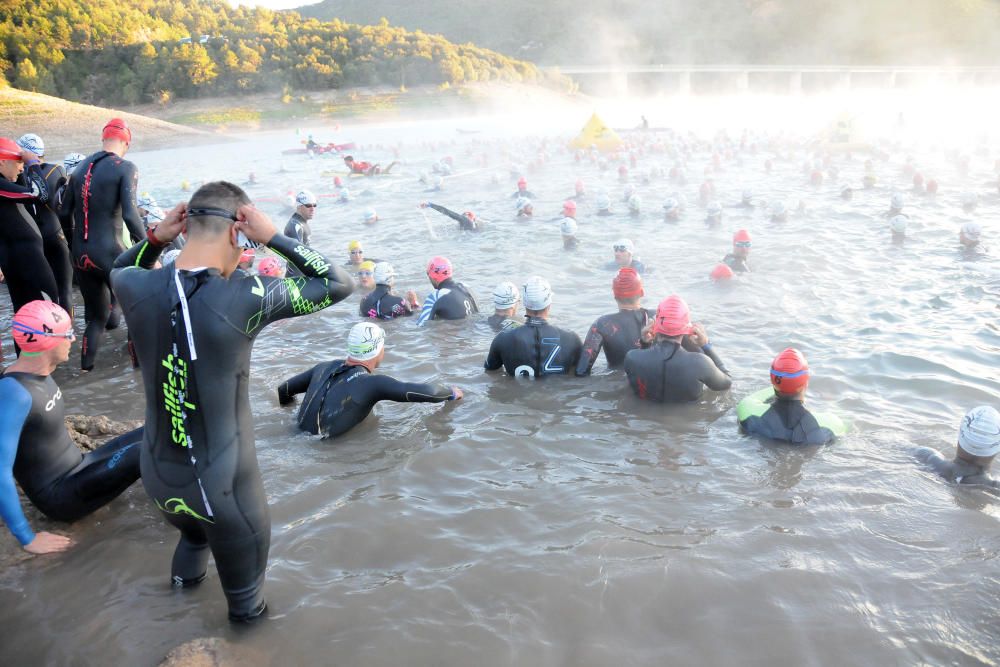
[60,150,144,370]
[737,387,846,445]
[111,233,353,621]
[278,360,456,438]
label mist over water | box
[2,83,1000,664]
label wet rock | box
[159,637,261,667]
[64,414,143,452]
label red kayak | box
[281,142,356,155]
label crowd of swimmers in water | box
[0,117,997,623]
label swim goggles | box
[12,321,76,340]
[187,206,262,249]
[734,241,752,248]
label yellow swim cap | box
[348,240,363,251]
[359,260,375,272]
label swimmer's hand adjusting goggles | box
[186,206,262,249]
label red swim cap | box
[612,267,644,299]
[0,137,22,161]
[574,179,585,193]
[12,300,74,353]
[562,199,577,215]
[710,263,734,281]
[770,348,810,395]
[334,176,343,187]
[426,256,453,280]
[102,118,132,144]
[239,248,255,264]
[653,295,694,337]
[257,257,283,277]
[733,229,752,244]
[926,179,938,194]
[463,211,476,223]
[517,176,527,187]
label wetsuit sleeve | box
[416,291,440,326]
[701,345,730,376]
[120,162,144,244]
[736,388,773,423]
[277,368,315,405]
[58,173,75,239]
[698,349,733,391]
[22,162,49,204]
[0,379,35,546]
[427,203,467,225]
[0,166,47,203]
[484,335,504,371]
[112,237,164,271]
[575,320,605,376]
[371,375,455,403]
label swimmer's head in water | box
[613,267,643,300]
[256,257,284,277]
[890,192,905,211]
[373,262,395,286]
[613,238,635,258]
[16,133,43,157]
[960,221,982,246]
[628,194,642,213]
[492,281,519,310]
[363,207,377,224]
[707,202,723,219]
[653,295,694,337]
[733,228,752,256]
[523,276,553,312]
[710,263,734,281]
[596,192,611,211]
[12,300,75,355]
[958,406,1000,458]
[663,197,680,217]
[890,214,908,235]
[741,189,753,204]
[770,348,810,396]
[517,176,527,190]
[560,217,578,236]
[347,322,385,362]
[426,256,453,282]
[562,200,577,216]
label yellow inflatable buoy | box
[569,113,623,153]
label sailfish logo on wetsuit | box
[292,245,331,276]
[162,353,196,446]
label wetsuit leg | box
[210,520,270,621]
[170,521,211,587]
[77,268,112,370]
[35,428,142,522]
[43,235,74,316]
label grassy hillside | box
[298,0,1000,66]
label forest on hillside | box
[0,0,539,106]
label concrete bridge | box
[541,65,1000,95]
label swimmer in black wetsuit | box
[284,189,316,245]
[0,137,57,343]
[915,406,1000,492]
[277,322,462,438]
[0,300,141,554]
[111,182,354,622]
[723,229,752,273]
[416,256,478,325]
[624,295,731,402]
[421,201,480,232]
[484,276,582,377]
[359,262,420,319]
[604,238,646,275]
[489,281,522,332]
[737,348,846,445]
[512,176,535,199]
[576,268,652,376]
[59,118,145,371]
[16,134,74,314]
[560,218,579,250]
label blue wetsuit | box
[0,371,141,546]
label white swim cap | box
[347,322,385,361]
[63,152,85,173]
[891,192,905,210]
[707,201,723,217]
[16,133,43,156]
[628,194,642,212]
[522,276,552,311]
[662,197,679,213]
[137,192,157,210]
[515,196,532,212]
[614,238,635,254]
[890,214,908,234]
[161,248,181,266]
[958,406,1000,457]
[296,190,318,207]
[961,221,982,241]
[741,189,752,202]
[560,217,578,235]
[373,262,395,286]
[363,207,377,222]
[597,192,611,210]
[492,281,519,309]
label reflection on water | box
[2,90,1000,665]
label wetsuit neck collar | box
[526,315,548,325]
[345,358,377,373]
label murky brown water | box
[2,97,1000,665]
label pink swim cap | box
[257,257,283,277]
[426,256,453,281]
[12,300,74,353]
[653,295,694,337]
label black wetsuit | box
[426,203,479,232]
[624,341,731,402]
[0,165,58,326]
[563,237,579,250]
[0,371,141,546]
[284,212,311,246]
[277,360,455,438]
[60,150,144,370]
[723,254,751,272]
[511,189,535,199]
[576,308,653,376]
[111,233,353,620]
[915,448,1000,491]
[484,316,583,377]
[737,389,845,445]
[359,285,413,319]
[488,313,522,332]
[416,277,478,324]
[604,258,647,275]
[22,163,74,312]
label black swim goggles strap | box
[186,206,238,221]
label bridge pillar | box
[678,71,691,95]
[789,71,802,94]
